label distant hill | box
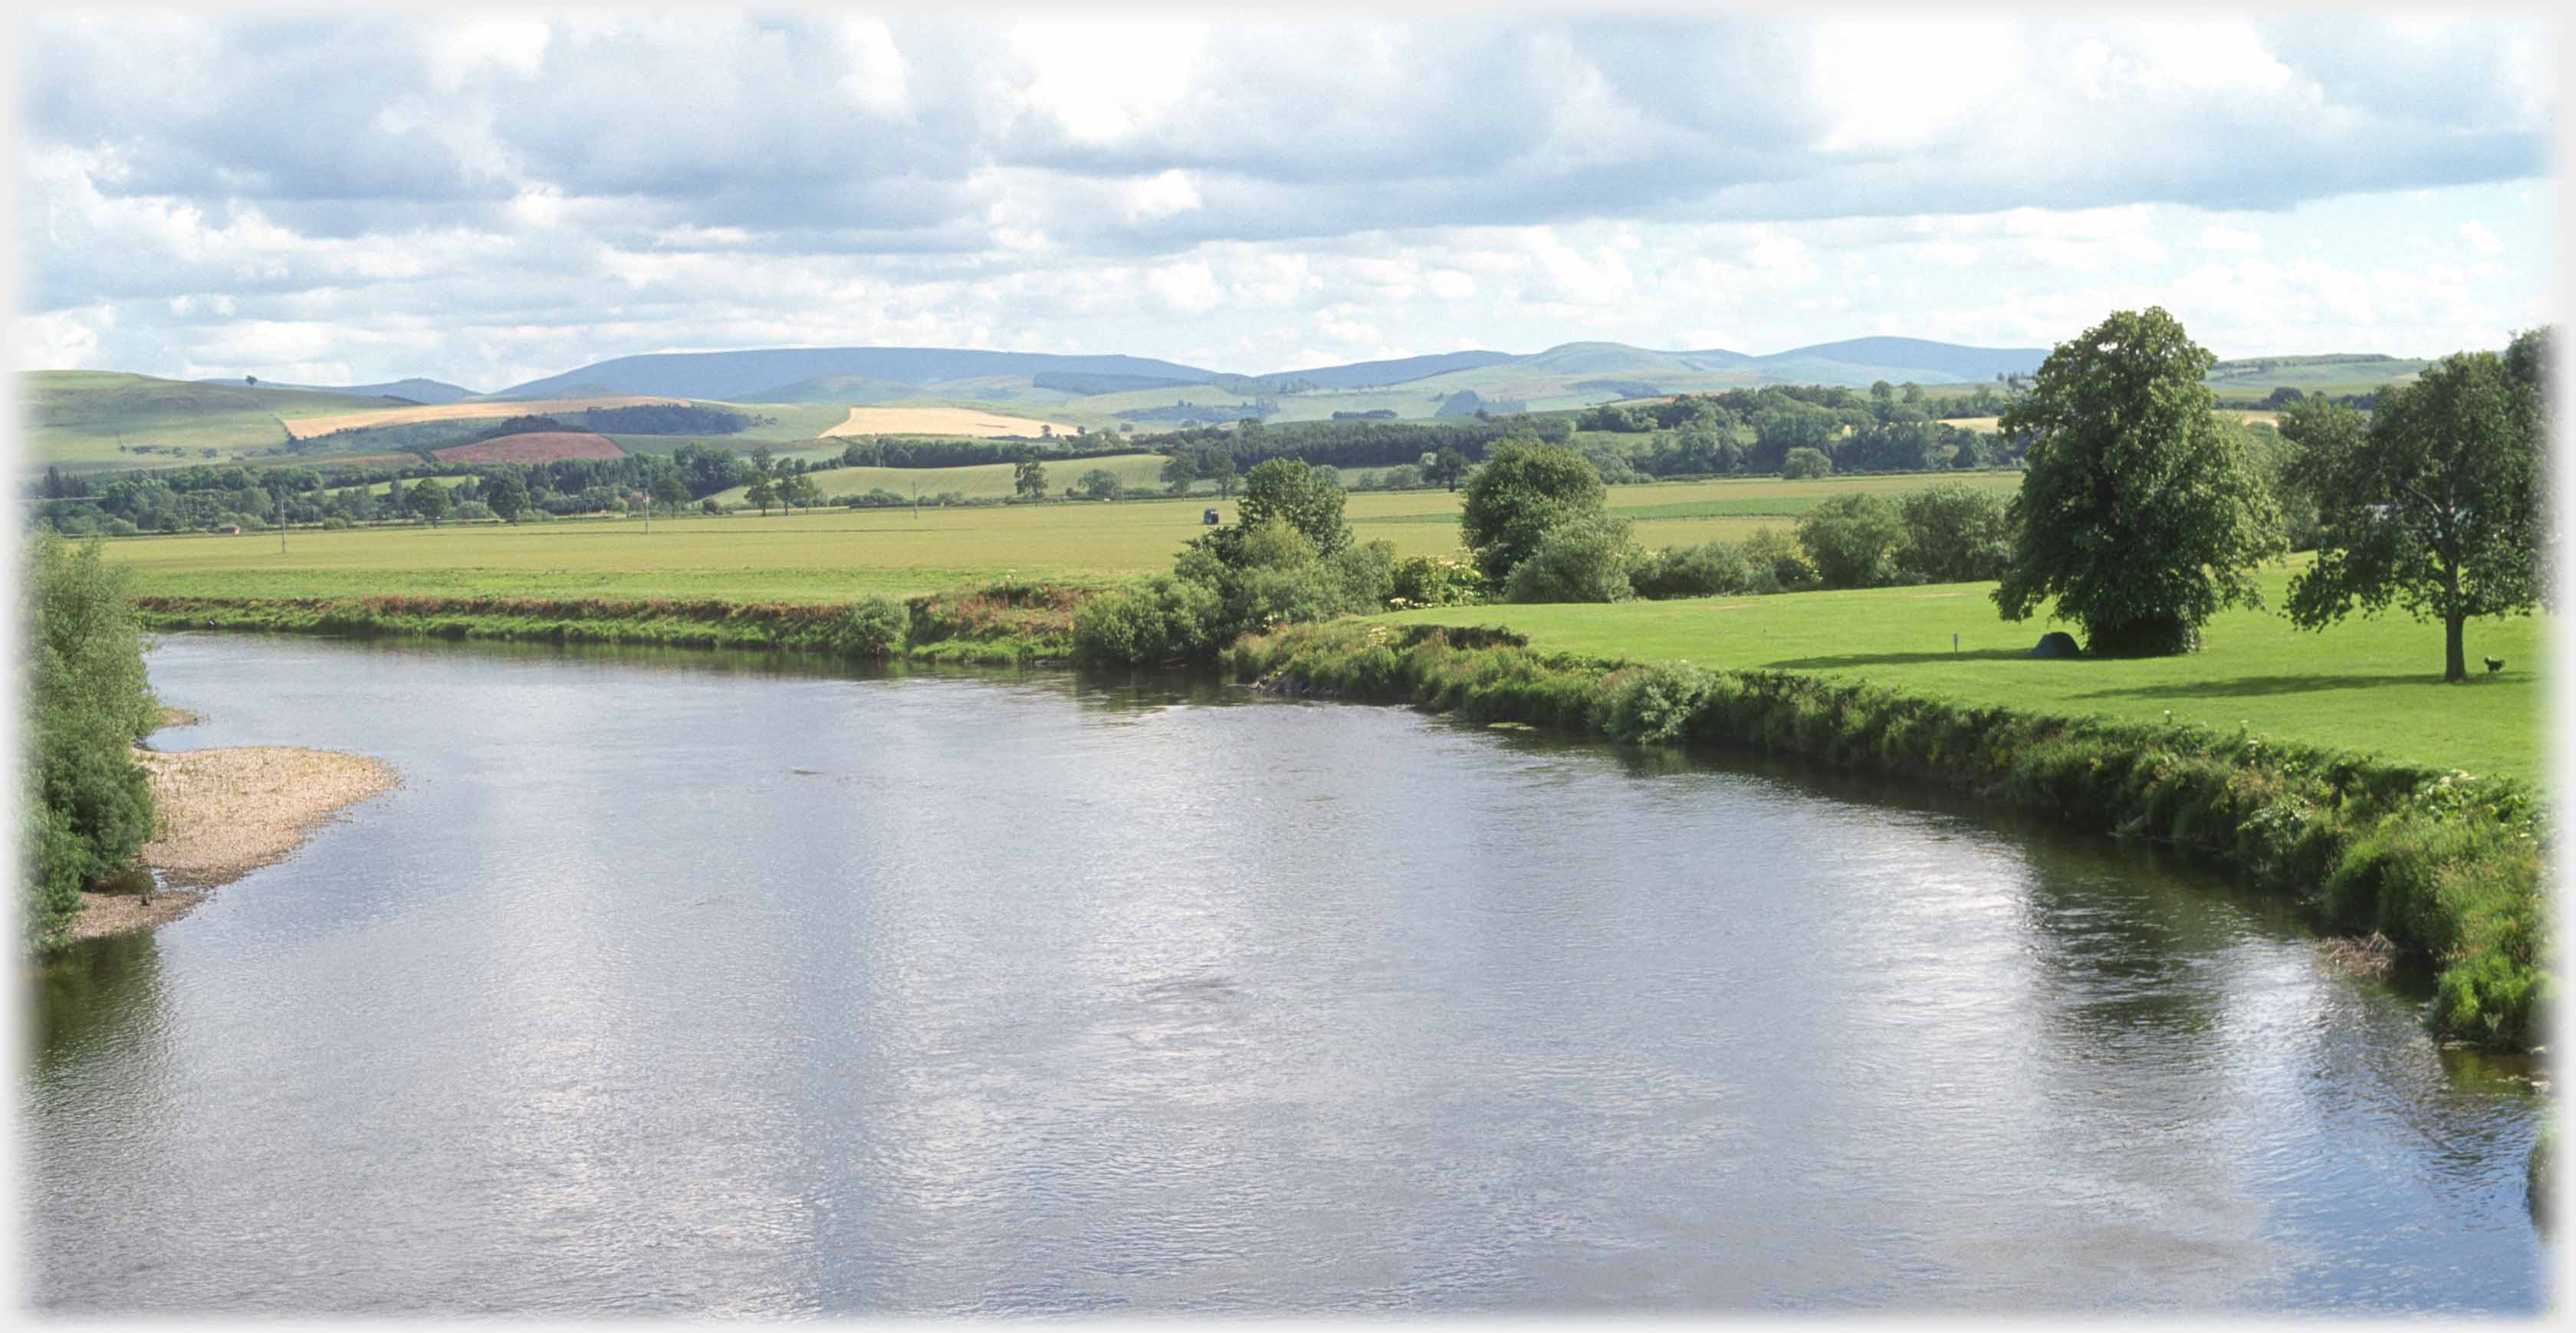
[1750,337,2046,383]
[26,334,2442,480]
[1266,350,1519,389]
[195,376,484,405]
[21,370,440,472]
[495,346,1222,401]
[1516,343,1750,375]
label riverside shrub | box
[21,534,160,946]
[1504,514,1639,603]
[1630,541,1754,599]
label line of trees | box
[1138,415,1576,473]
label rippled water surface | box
[22,632,2552,1314]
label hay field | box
[820,406,1077,438]
[278,396,678,439]
[1943,410,2279,432]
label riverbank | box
[1224,620,2550,1049]
[64,743,399,942]
[133,583,1089,666]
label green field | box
[100,474,1935,603]
[1374,569,2545,782]
[21,370,418,472]
[88,460,2544,781]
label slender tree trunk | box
[2443,555,2466,682]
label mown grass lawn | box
[1376,565,2548,783]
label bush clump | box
[1631,540,1755,600]
[21,534,160,947]
[1505,513,1638,603]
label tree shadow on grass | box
[2070,672,2522,701]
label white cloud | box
[13,13,2551,382]
[425,16,551,93]
[1009,19,1208,144]
[2200,225,2262,254]
[1426,269,1477,300]
[1123,169,1203,222]
[830,17,911,117]
[1145,260,1224,315]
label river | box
[21,632,2551,1314]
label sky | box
[11,8,2564,392]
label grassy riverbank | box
[1223,620,2551,1049]
[133,583,1092,665]
[1372,566,2546,783]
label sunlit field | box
[1377,565,2547,781]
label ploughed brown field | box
[430,431,626,464]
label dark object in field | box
[1203,508,1219,525]
[2486,657,2505,673]
[2029,631,2081,658]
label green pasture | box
[1377,566,2547,782]
[109,472,2029,604]
[97,496,1296,602]
[20,370,414,471]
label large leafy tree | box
[1426,446,1470,492]
[1993,307,2283,656]
[1013,452,1048,500]
[484,470,530,523]
[410,480,452,528]
[1796,493,1906,589]
[1459,436,1606,582]
[1227,458,1349,557]
[2284,330,2548,681]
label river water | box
[21,632,2553,1314]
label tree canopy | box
[1459,436,1607,582]
[1992,307,2283,656]
[2284,329,2548,681]
[1227,458,1350,558]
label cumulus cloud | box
[12,11,2556,382]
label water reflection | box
[18,632,2549,1315]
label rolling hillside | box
[494,347,1222,402]
[22,371,448,472]
[25,336,2447,478]
[193,376,484,405]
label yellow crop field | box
[820,406,1076,438]
[1943,409,2278,432]
[278,396,681,438]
